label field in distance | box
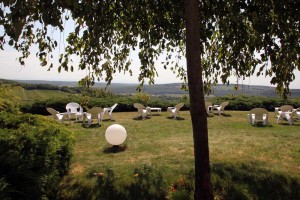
[5,79,300,97]
[12,87,71,102]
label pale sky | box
[0,20,299,89]
[1,47,300,89]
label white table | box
[147,107,162,115]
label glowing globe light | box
[105,124,127,145]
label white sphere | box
[105,124,127,145]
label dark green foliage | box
[170,173,194,200]
[166,163,300,200]
[0,177,10,200]
[20,98,71,115]
[20,93,300,115]
[209,95,300,111]
[58,165,168,200]
[0,111,74,200]
[20,94,182,114]
[211,163,300,200]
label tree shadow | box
[211,162,300,200]
[103,145,127,154]
[57,162,300,200]
[58,165,167,200]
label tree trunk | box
[185,0,213,199]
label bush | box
[0,111,74,200]
[209,95,300,111]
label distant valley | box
[9,79,300,97]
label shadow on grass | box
[278,123,300,126]
[221,113,232,117]
[252,124,274,128]
[81,123,101,128]
[211,162,300,200]
[58,165,167,200]
[166,116,185,120]
[211,113,232,117]
[103,145,127,154]
[57,163,300,200]
[132,116,151,120]
[101,119,116,122]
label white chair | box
[83,107,103,126]
[248,108,268,126]
[167,103,184,119]
[66,102,81,120]
[46,107,69,123]
[277,112,295,125]
[205,102,212,114]
[296,108,300,120]
[101,103,118,120]
[276,105,295,125]
[75,106,84,122]
[215,101,229,115]
[133,103,150,119]
[274,107,280,117]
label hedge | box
[0,111,74,200]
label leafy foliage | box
[0,111,74,200]
[0,83,20,114]
[1,1,299,97]
[210,95,300,111]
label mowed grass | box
[12,87,69,102]
[56,110,300,199]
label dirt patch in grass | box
[70,163,85,175]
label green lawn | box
[55,110,300,199]
[12,88,70,102]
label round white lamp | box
[105,124,127,146]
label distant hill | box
[2,79,300,97]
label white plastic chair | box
[276,105,295,125]
[205,102,213,114]
[75,106,84,122]
[83,107,103,126]
[248,108,268,126]
[296,108,300,120]
[133,103,150,119]
[46,107,69,123]
[167,103,184,119]
[215,101,229,115]
[66,102,81,120]
[101,103,118,120]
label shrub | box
[0,111,74,200]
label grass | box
[54,111,300,199]
[12,87,70,102]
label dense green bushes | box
[20,94,183,115]
[209,95,300,111]
[20,93,300,115]
[0,111,74,200]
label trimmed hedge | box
[0,111,74,200]
[210,95,300,111]
[20,94,300,115]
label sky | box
[0,47,183,84]
[0,18,299,89]
[1,46,300,89]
